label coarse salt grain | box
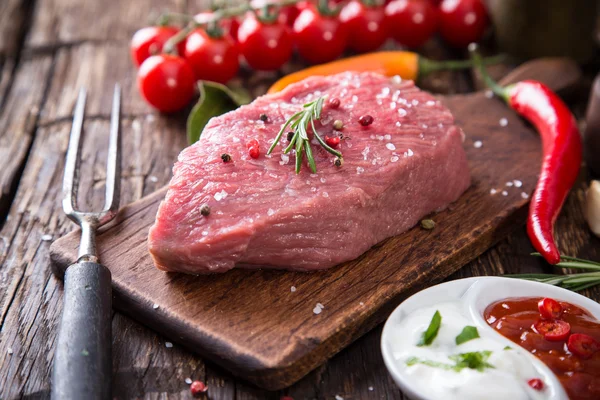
[369,386,374,391]
[280,154,290,165]
[395,121,402,127]
[362,147,370,160]
[165,342,173,348]
[521,192,529,199]
[392,75,402,84]
[502,190,508,196]
[291,286,297,292]
[426,100,436,106]
[352,95,358,103]
[267,209,275,216]
[485,90,494,99]
[386,143,396,151]
[185,378,192,385]
[214,190,228,201]
[322,192,329,198]
[149,175,158,183]
[391,156,399,163]
[313,305,323,315]
[407,149,413,157]
[41,234,53,242]
[398,108,407,117]
[317,303,324,308]
[357,167,365,174]
[412,99,419,106]
[473,140,483,148]
[506,181,513,187]
[320,177,326,183]
[514,180,523,187]
[152,303,159,310]
[335,396,344,400]
[8,348,13,355]
[499,118,508,127]
[384,134,391,140]
[490,188,497,195]
[202,231,208,236]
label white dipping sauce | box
[390,302,550,400]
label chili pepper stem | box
[417,54,506,82]
[468,44,510,102]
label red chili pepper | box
[472,48,582,264]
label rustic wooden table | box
[0,0,598,399]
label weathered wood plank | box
[0,54,53,220]
[0,0,29,58]
[27,0,185,48]
[38,43,164,123]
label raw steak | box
[148,72,470,274]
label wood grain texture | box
[0,0,597,397]
[50,76,548,389]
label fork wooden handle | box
[52,261,112,400]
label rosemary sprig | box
[268,96,342,174]
[504,253,600,292]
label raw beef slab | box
[148,72,470,274]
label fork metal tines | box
[62,84,122,261]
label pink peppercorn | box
[359,115,374,126]
[328,97,340,109]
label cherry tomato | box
[567,333,600,359]
[130,26,184,67]
[293,6,348,64]
[438,0,489,48]
[339,0,387,53]
[194,12,240,39]
[527,378,544,391]
[137,54,195,113]
[384,0,438,48]
[538,298,563,320]
[279,4,302,26]
[251,0,303,26]
[533,319,571,342]
[183,29,240,84]
[237,16,293,71]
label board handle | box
[52,261,112,400]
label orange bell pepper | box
[268,51,502,94]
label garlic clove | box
[585,180,600,237]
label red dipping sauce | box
[485,297,600,400]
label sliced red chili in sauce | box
[538,297,563,320]
[485,297,600,400]
[533,319,570,341]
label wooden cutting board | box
[50,60,578,390]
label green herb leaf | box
[406,357,455,370]
[187,81,251,144]
[417,310,442,347]
[455,326,480,345]
[406,351,495,373]
[268,96,342,174]
[505,254,600,292]
[503,346,512,350]
[449,351,495,372]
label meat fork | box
[52,85,121,400]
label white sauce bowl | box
[381,277,600,400]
